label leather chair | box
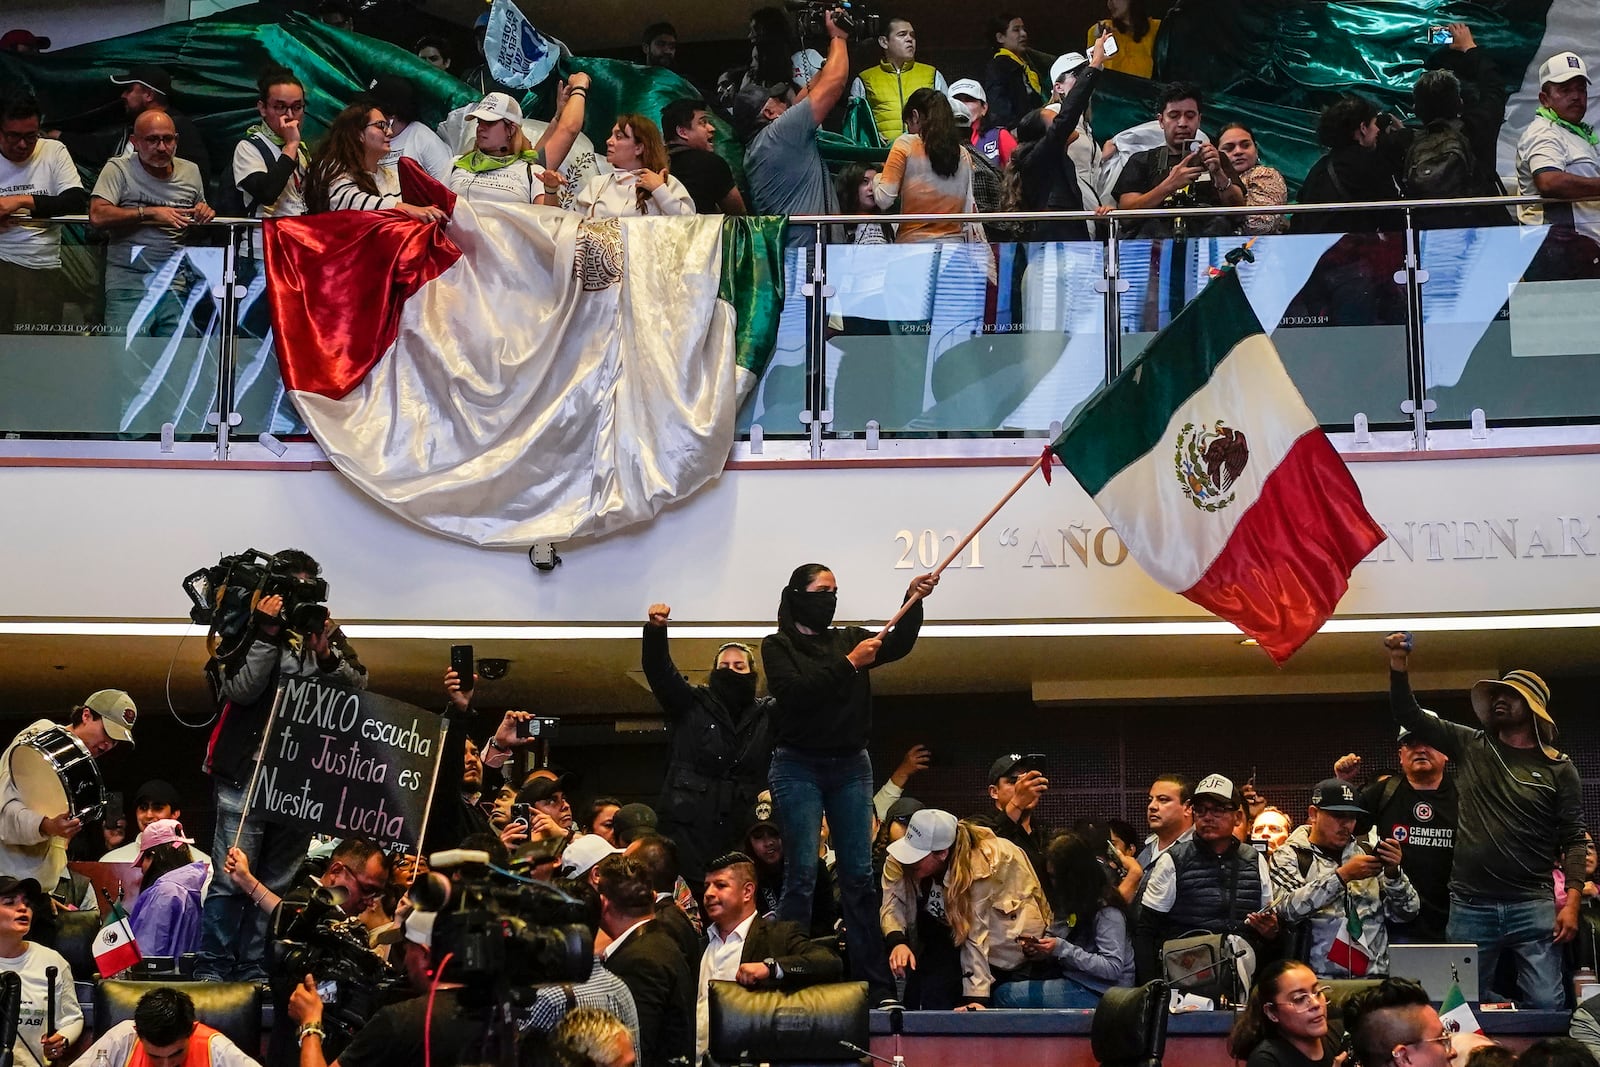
[94,980,262,1052]
[52,910,102,982]
[707,979,868,1067]
[1091,980,1169,1067]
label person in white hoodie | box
[574,114,693,218]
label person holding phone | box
[1268,779,1418,978]
[999,833,1133,1008]
[1112,82,1244,238]
[1088,0,1160,79]
[971,753,1052,889]
[429,668,538,855]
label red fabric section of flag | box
[1181,430,1384,664]
[264,158,461,400]
[1327,929,1373,976]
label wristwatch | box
[763,956,778,977]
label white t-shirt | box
[327,166,402,212]
[0,139,82,269]
[0,944,83,1067]
[575,172,694,218]
[231,133,306,219]
[79,1019,261,1067]
[448,159,550,205]
[1516,112,1600,238]
[380,122,454,184]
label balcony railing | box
[4,194,1598,462]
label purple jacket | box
[128,861,208,958]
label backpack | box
[1403,119,1475,199]
[212,134,276,219]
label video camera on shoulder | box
[784,0,881,42]
[183,548,332,657]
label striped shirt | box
[327,165,401,212]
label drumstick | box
[44,966,55,1037]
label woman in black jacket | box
[760,563,937,999]
[1292,94,1403,234]
[1005,32,1108,242]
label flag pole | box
[231,682,289,850]
[874,452,1048,639]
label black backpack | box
[212,133,276,219]
[1403,119,1475,199]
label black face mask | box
[708,668,758,708]
[790,589,837,631]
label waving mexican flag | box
[264,163,782,546]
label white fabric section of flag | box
[1439,981,1483,1035]
[1090,333,1319,591]
[93,911,141,977]
[484,0,565,90]
[291,203,741,547]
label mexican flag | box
[93,901,141,978]
[1327,917,1373,977]
[1440,980,1483,1036]
[265,162,782,547]
[1049,268,1384,663]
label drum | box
[10,726,105,824]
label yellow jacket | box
[852,61,943,143]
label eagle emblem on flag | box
[1175,420,1250,511]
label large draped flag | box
[264,162,783,546]
[1047,266,1384,663]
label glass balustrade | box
[5,200,1591,457]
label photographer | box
[1112,82,1245,237]
[196,549,366,985]
[288,910,485,1067]
[428,670,539,857]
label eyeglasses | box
[0,129,39,144]
[366,119,394,134]
[141,135,178,146]
[1404,1033,1454,1054]
[1275,986,1331,1011]
[1192,806,1238,820]
[267,101,306,114]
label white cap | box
[1193,773,1239,806]
[1051,52,1089,85]
[1539,52,1589,86]
[468,91,523,124]
[946,78,986,103]
[557,834,622,878]
[887,808,958,865]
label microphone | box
[44,965,56,1037]
[0,972,23,1067]
[839,1041,903,1067]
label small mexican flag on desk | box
[93,901,140,978]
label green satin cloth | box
[720,216,787,377]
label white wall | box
[3,0,164,51]
[2,454,1598,626]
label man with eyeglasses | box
[1344,977,1459,1067]
[1133,773,1279,986]
[1269,778,1419,978]
[0,93,87,333]
[88,109,214,336]
[1386,631,1586,1009]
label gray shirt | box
[744,99,837,217]
[1390,670,1586,903]
[90,154,207,291]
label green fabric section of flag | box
[1441,981,1468,1015]
[1439,979,1482,1034]
[720,216,787,379]
[1050,269,1266,498]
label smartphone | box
[316,979,339,1004]
[1012,752,1048,775]
[517,715,560,739]
[450,644,474,692]
[1101,33,1119,57]
[1188,138,1212,181]
[1428,25,1453,45]
[510,803,534,830]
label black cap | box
[134,779,181,809]
[731,83,784,143]
[516,775,571,805]
[366,75,418,123]
[111,66,173,97]
[988,754,1026,784]
[613,802,658,844]
[1309,778,1367,815]
[0,877,41,899]
[885,796,924,825]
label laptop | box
[1389,944,1480,1003]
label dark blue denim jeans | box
[1447,893,1563,1008]
[194,777,310,981]
[769,746,893,993]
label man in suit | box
[596,855,695,1067]
[695,851,843,1063]
[627,833,705,974]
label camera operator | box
[197,548,367,985]
[287,910,485,1067]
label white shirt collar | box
[601,916,652,960]
[708,911,757,949]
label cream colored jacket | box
[881,830,1051,998]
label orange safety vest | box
[123,1023,227,1067]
